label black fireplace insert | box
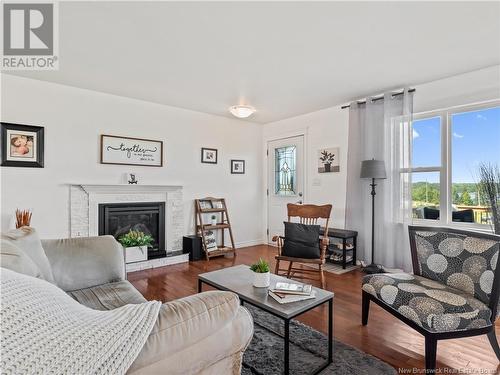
[98,202,166,259]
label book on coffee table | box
[268,290,317,304]
[273,282,312,296]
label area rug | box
[304,261,360,275]
[242,305,396,375]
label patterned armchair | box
[361,226,500,373]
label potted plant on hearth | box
[320,150,335,172]
[118,230,153,264]
[250,258,270,288]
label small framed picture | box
[231,159,245,174]
[204,230,218,252]
[1,122,44,168]
[212,200,224,209]
[201,148,218,164]
[199,200,213,210]
[318,147,340,173]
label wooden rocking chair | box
[272,203,332,289]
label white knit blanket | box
[0,268,161,374]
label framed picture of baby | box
[1,123,44,168]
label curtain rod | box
[341,88,416,109]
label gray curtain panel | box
[345,90,414,271]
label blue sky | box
[412,106,500,183]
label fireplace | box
[98,202,166,259]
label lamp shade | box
[360,159,387,179]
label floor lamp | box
[360,159,387,274]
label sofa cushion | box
[362,273,492,332]
[0,239,42,278]
[1,227,55,283]
[42,235,125,291]
[282,222,320,259]
[68,280,146,310]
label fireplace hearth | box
[98,202,166,259]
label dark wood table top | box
[198,264,334,319]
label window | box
[275,145,296,195]
[451,107,500,224]
[408,102,500,227]
[411,117,442,220]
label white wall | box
[0,74,264,247]
[413,65,500,113]
[262,106,349,230]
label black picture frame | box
[201,148,218,164]
[231,159,245,174]
[1,122,44,168]
[100,134,164,167]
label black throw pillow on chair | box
[282,222,321,259]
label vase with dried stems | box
[476,162,500,234]
[15,209,32,229]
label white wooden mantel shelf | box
[75,184,183,194]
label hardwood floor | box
[128,244,500,374]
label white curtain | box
[345,90,414,271]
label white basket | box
[124,245,148,264]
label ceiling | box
[7,1,500,123]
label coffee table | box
[198,264,334,375]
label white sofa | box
[1,228,254,374]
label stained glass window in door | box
[275,146,296,195]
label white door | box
[267,135,305,243]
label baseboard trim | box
[235,239,266,248]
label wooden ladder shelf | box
[195,197,236,260]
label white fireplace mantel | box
[69,184,184,255]
[79,184,183,194]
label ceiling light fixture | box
[229,105,256,119]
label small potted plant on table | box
[250,258,270,288]
[118,230,153,264]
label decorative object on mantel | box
[231,159,245,174]
[1,122,44,168]
[128,173,138,184]
[195,197,236,260]
[250,258,270,288]
[15,209,32,228]
[201,148,218,164]
[318,147,339,173]
[118,230,152,264]
[360,158,387,274]
[100,134,163,167]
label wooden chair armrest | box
[272,235,284,256]
[320,236,329,260]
